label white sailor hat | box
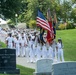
[58,38,61,41]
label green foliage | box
[0,0,76,26]
[0,0,22,19]
[21,0,75,24]
[58,24,66,30]
[28,20,36,28]
[66,22,75,29]
[58,21,75,30]
[71,8,76,23]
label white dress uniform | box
[48,46,53,59]
[26,45,30,62]
[18,33,22,40]
[36,44,42,61]
[25,36,30,62]
[32,43,36,57]
[57,42,64,62]
[28,38,34,62]
[6,36,13,48]
[15,38,20,57]
[24,34,28,56]
[29,45,35,62]
[51,39,57,59]
[20,37,26,57]
[42,44,47,59]
[12,36,16,49]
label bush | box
[66,22,75,29]
[28,20,36,28]
[58,24,66,30]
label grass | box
[17,65,35,75]
[56,29,76,61]
[0,41,6,48]
[0,65,35,75]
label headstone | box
[52,62,76,75]
[33,59,53,75]
[0,48,20,74]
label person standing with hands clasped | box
[57,38,64,62]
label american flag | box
[37,10,51,32]
[46,8,54,43]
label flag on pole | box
[46,8,54,43]
[40,28,45,43]
[53,10,57,38]
[53,10,57,24]
[37,10,51,32]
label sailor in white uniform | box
[29,45,35,63]
[42,43,47,59]
[57,38,64,62]
[26,44,30,62]
[51,39,57,60]
[48,43,53,60]
[12,35,16,49]
[21,36,27,57]
[28,36,34,63]
[6,33,13,48]
[15,36,21,57]
[36,43,42,61]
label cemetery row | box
[34,59,76,75]
[0,48,76,75]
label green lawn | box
[0,41,6,48]
[56,29,76,61]
[0,65,35,75]
[17,65,35,75]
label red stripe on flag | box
[37,17,51,32]
[37,17,50,28]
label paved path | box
[0,33,6,43]
[16,57,36,69]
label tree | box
[0,0,22,19]
[71,8,76,23]
[0,0,75,26]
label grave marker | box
[52,62,76,75]
[34,59,53,75]
[0,48,20,75]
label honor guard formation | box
[0,27,64,63]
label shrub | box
[28,20,36,28]
[58,24,66,30]
[66,22,75,29]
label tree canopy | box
[0,0,76,25]
[0,0,22,19]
